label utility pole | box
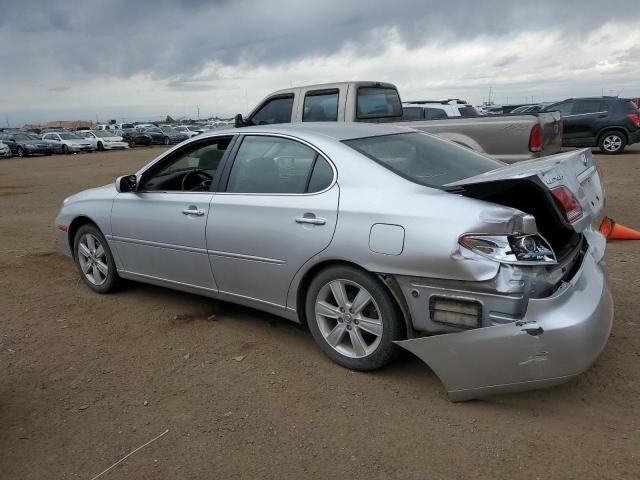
[4,115,9,128]
[197,105,200,120]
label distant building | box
[23,120,94,130]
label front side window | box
[302,90,339,122]
[356,87,403,119]
[141,137,231,192]
[424,107,448,120]
[545,102,575,116]
[226,136,321,194]
[248,96,294,125]
[344,132,502,189]
[402,107,424,120]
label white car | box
[403,100,481,120]
[78,130,129,151]
[0,141,11,158]
[173,125,201,138]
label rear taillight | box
[627,113,640,127]
[528,124,542,152]
[550,186,583,223]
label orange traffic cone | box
[599,216,640,240]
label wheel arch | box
[293,259,412,339]
[67,215,99,259]
[598,126,629,144]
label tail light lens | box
[627,113,640,127]
[550,186,583,223]
[458,233,556,265]
[528,124,542,152]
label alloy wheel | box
[315,279,383,358]
[603,134,623,153]
[77,233,109,286]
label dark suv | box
[542,97,640,154]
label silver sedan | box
[54,123,613,400]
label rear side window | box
[303,90,339,122]
[575,101,607,114]
[307,157,334,192]
[356,87,403,119]
[249,95,294,125]
[227,136,317,194]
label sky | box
[1,0,639,126]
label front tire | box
[163,136,170,145]
[305,265,404,371]
[73,224,120,293]
[97,142,104,151]
[62,144,69,154]
[599,131,626,154]
[18,147,26,158]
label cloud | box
[1,0,639,123]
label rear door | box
[207,134,338,307]
[447,148,604,233]
[570,100,609,144]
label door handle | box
[182,206,205,216]
[295,215,326,225]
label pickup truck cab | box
[235,81,562,163]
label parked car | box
[78,130,129,151]
[41,132,94,154]
[55,123,611,401]
[510,104,551,114]
[173,125,202,138]
[233,81,563,163]
[0,141,12,158]
[118,128,153,147]
[138,126,188,145]
[542,97,640,154]
[0,132,53,157]
[402,100,480,120]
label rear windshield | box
[356,87,403,120]
[343,132,502,188]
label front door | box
[110,136,233,290]
[207,134,338,307]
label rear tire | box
[73,224,120,294]
[599,131,626,154]
[305,265,404,371]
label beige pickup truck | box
[234,81,563,163]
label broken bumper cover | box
[396,249,613,401]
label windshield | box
[458,106,480,116]
[14,134,35,141]
[343,132,502,188]
[160,127,175,133]
[95,131,114,138]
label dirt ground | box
[0,144,638,480]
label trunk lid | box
[446,148,604,233]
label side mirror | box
[234,114,245,128]
[115,174,137,193]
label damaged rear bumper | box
[395,245,613,401]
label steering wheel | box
[181,169,213,191]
